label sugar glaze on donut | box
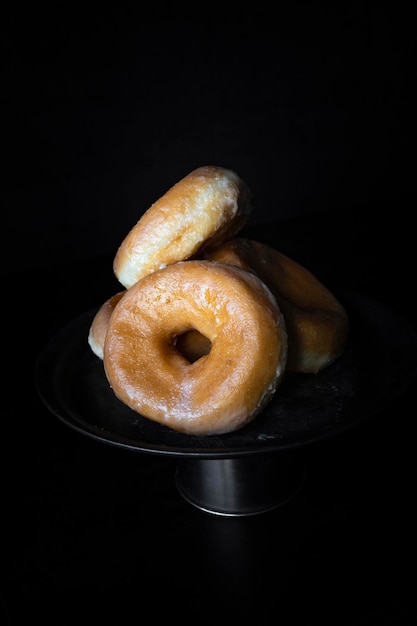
[113,166,252,289]
[103,260,288,436]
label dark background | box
[3,3,417,624]
[3,3,414,273]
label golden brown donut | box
[113,165,252,289]
[88,291,126,359]
[203,238,349,374]
[103,260,288,436]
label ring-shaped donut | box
[113,166,252,289]
[103,260,287,436]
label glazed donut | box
[88,291,126,359]
[203,238,349,374]
[113,165,252,289]
[103,260,288,436]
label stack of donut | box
[88,165,349,436]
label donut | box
[113,165,252,289]
[203,238,349,374]
[88,291,126,359]
[103,260,288,436]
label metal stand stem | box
[176,452,305,516]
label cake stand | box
[35,289,417,516]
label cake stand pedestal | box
[176,453,305,516]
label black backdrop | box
[3,3,414,273]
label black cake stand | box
[35,289,417,516]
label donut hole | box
[174,329,212,363]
